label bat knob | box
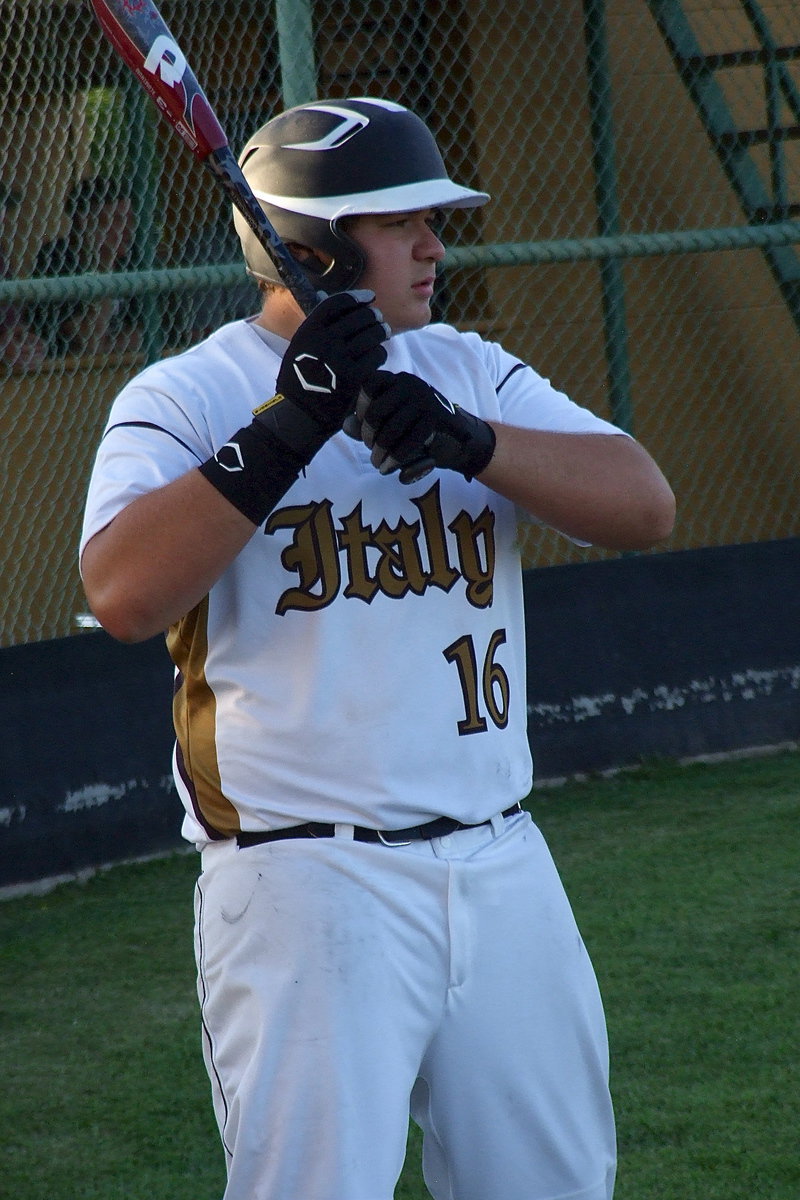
[342,413,362,440]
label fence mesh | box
[1,0,799,645]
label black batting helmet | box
[233,97,489,293]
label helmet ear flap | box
[233,202,367,293]
[324,216,368,291]
[292,248,330,279]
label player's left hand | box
[355,370,496,480]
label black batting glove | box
[254,290,389,463]
[357,370,496,481]
[200,292,390,524]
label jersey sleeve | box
[460,331,627,437]
[80,321,285,563]
[79,376,212,559]
[456,332,630,542]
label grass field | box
[2,750,799,1199]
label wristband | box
[199,419,307,526]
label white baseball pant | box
[194,810,616,1199]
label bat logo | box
[143,34,186,86]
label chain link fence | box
[1,0,799,646]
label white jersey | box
[81,318,623,847]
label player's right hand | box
[275,290,390,436]
[203,296,390,525]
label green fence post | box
[582,0,634,434]
[275,0,317,108]
[744,0,790,215]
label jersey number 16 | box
[443,629,510,736]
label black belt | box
[236,803,523,849]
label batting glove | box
[255,290,390,462]
[199,292,390,525]
[356,370,496,481]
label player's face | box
[348,209,446,334]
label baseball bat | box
[88,0,435,484]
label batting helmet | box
[233,97,489,293]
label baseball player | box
[80,98,675,1200]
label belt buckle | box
[376,829,413,847]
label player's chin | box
[391,298,434,334]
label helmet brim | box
[250,178,490,221]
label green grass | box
[2,750,798,1199]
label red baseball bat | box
[88,0,435,484]
[88,0,319,314]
